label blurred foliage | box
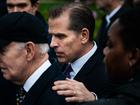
[39,0,104,39]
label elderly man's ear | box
[25,42,36,61]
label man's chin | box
[58,58,67,64]
[2,74,11,81]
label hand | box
[52,78,96,102]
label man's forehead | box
[6,0,31,4]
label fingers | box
[52,83,68,90]
[53,80,69,85]
[65,96,80,102]
[54,78,78,85]
[52,79,91,102]
[52,79,78,98]
[52,81,74,91]
[65,91,86,102]
[52,79,80,91]
[57,89,76,96]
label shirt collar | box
[71,42,97,77]
[23,60,51,92]
[106,5,121,25]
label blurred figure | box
[6,0,38,15]
[134,0,140,4]
[95,0,126,59]
[133,0,140,6]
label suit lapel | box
[22,62,63,105]
[74,48,100,80]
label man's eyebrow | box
[49,32,66,36]
[7,3,27,7]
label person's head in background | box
[96,0,123,13]
[131,0,140,7]
[6,0,39,15]
[134,0,140,2]
[0,12,49,85]
[103,7,140,83]
[123,0,140,7]
[48,2,95,64]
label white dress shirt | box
[106,5,121,26]
[69,42,97,79]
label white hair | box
[37,43,50,54]
[15,42,49,54]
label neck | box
[19,53,49,85]
[78,42,94,59]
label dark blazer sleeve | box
[74,48,109,98]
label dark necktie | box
[64,64,73,78]
[16,87,26,105]
[96,16,108,42]
[96,15,109,50]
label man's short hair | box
[31,0,39,5]
[48,2,95,42]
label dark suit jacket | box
[0,72,17,105]
[96,5,128,59]
[62,47,109,98]
[21,61,70,105]
[74,48,109,98]
[79,69,140,105]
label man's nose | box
[12,7,19,12]
[50,37,58,48]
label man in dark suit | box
[95,0,127,59]
[0,12,70,105]
[48,2,109,98]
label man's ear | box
[128,48,140,67]
[25,42,35,61]
[80,28,89,44]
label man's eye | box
[17,4,28,8]
[58,35,65,39]
[55,34,66,40]
[7,3,28,9]
[7,4,14,8]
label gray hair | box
[16,42,49,54]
